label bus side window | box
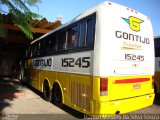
[86,17,94,47]
[51,33,57,52]
[46,33,57,53]
[34,43,39,57]
[38,42,41,55]
[47,40,51,52]
[30,45,33,57]
[32,43,38,57]
[57,31,66,51]
[79,20,86,47]
[39,39,45,55]
[67,25,79,49]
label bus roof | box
[31,1,146,45]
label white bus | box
[23,1,154,115]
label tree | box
[0,0,41,39]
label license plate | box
[133,84,141,89]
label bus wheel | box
[43,81,51,102]
[52,83,63,108]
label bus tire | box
[43,80,51,102]
[52,83,63,108]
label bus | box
[154,36,160,96]
[22,1,155,115]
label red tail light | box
[100,78,108,96]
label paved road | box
[0,78,83,120]
[0,78,160,120]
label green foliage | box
[0,0,42,39]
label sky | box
[29,0,160,36]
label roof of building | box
[0,13,62,44]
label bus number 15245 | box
[125,53,144,61]
[61,57,90,68]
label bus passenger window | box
[67,25,79,49]
[46,34,57,53]
[30,46,33,57]
[40,40,46,55]
[86,18,94,47]
[57,31,66,51]
[37,42,41,55]
[33,43,38,57]
[46,37,52,53]
[79,21,86,47]
[52,34,57,52]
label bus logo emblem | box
[122,16,144,32]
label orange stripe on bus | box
[114,78,150,84]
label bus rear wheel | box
[52,83,63,108]
[43,81,51,102]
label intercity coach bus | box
[22,1,155,115]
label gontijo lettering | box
[115,31,150,44]
[122,16,144,32]
[33,58,52,67]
